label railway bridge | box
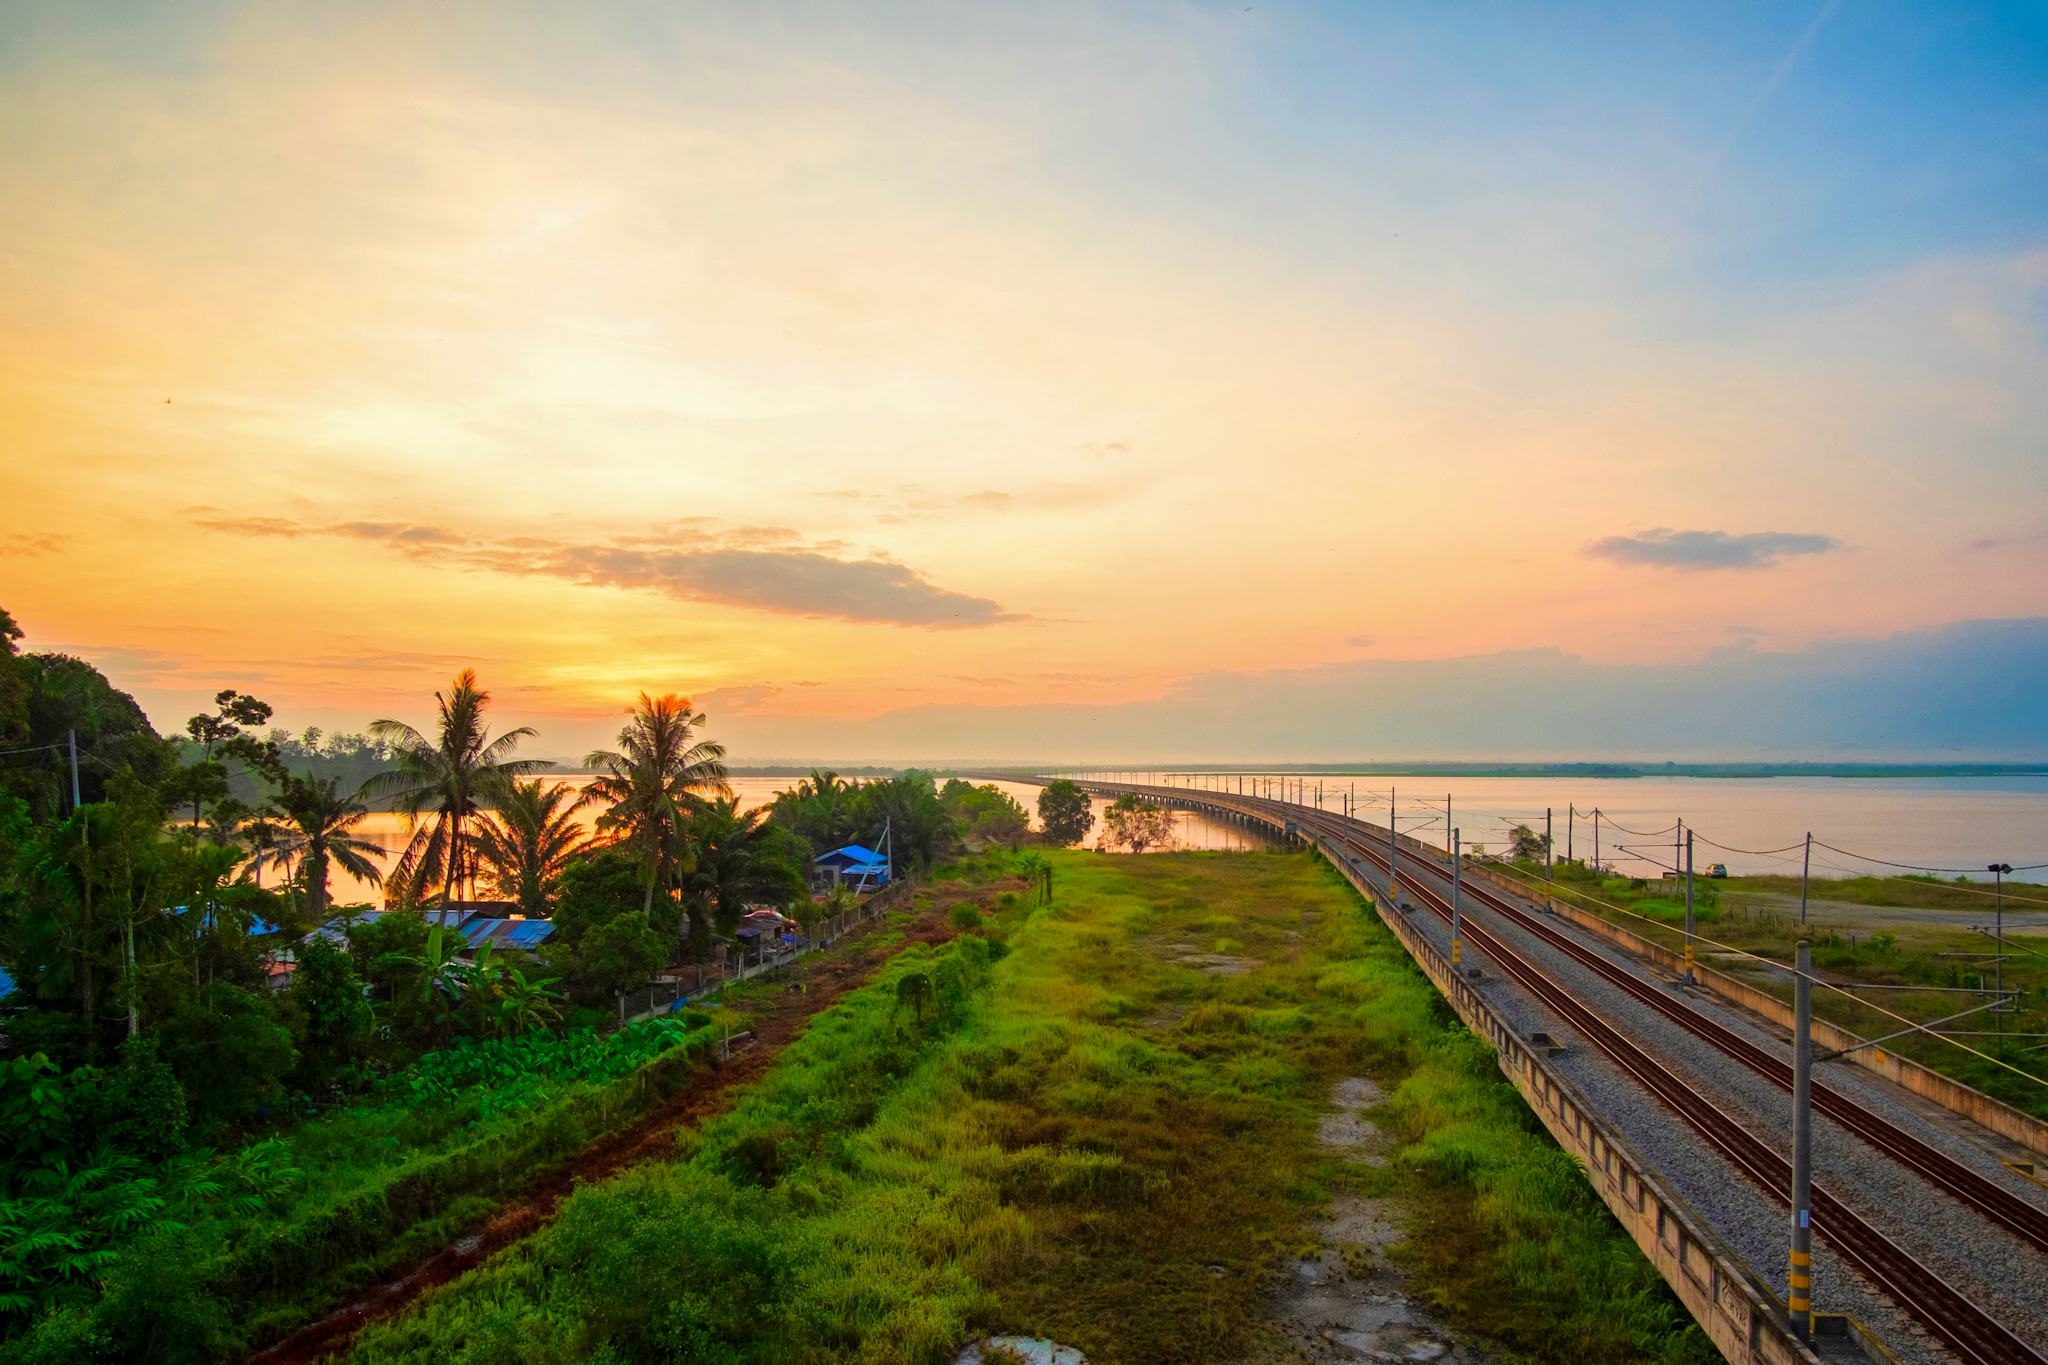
[990,775,2048,1365]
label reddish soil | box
[247,886,997,1364]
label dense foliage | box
[1035,779,1093,847]
[0,609,890,1356]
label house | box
[454,915,557,955]
[171,903,282,937]
[813,844,889,893]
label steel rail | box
[1367,817,2048,1260]
[1089,783,2045,1364]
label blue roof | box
[0,965,15,999]
[818,844,886,866]
[503,920,555,949]
[458,917,507,946]
[171,903,280,937]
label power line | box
[1812,839,2048,875]
[1694,832,1811,857]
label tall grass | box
[348,851,1712,1365]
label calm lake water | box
[1067,773,2048,883]
[314,770,2047,906]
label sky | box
[3,1,2045,763]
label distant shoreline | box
[533,761,2048,781]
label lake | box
[313,770,2047,907]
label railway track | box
[1366,819,2048,1261]
[1085,783,2048,1365]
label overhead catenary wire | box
[1812,838,2048,875]
[1475,856,2048,1092]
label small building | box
[455,915,557,955]
[813,844,890,893]
[171,903,282,937]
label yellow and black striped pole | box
[1789,938,1814,1339]
[1451,827,1463,971]
[1683,826,1696,985]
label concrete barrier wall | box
[1462,862,2048,1163]
[1114,788,1823,1365]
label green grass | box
[346,852,1712,1365]
[0,1014,726,1364]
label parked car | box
[1705,862,1729,879]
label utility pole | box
[1445,793,1452,856]
[1799,833,1812,926]
[1544,807,1553,878]
[1593,808,1601,874]
[1389,785,1399,906]
[1567,803,1574,864]
[1990,862,2013,1052]
[1683,826,1696,985]
[1790,938,1815,1341]
[1450,828,1463,973]
[67,728,82,812]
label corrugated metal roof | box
[503,919,555,949]
[458,917,507,946]
[818,844,886,865]
[172,903,281,936]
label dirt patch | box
[247,895,977,1365]
[1315,1078,1386,1164]
[1164,942,1254,975]
[1254,1080,1504,1364]
[956,1337,1091,1364]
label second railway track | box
[1088,782,2048,1365]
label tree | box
[766,769,866,853]
[479,964,565,1036]
[1036,779,1094,848]
[286,937,372,1090]
[552,850,670,943]
[542,914,666,1007]
[1098,794,1174,854]
[261,775,383,920]
[13,652,171,820]
[178,690,276,829]
[0,606,27,755]
[857,771,958,873]
[16,799,168,1056]
[472,779,599,917]
[685,798,809,943]
[584,694,729,930]
[157,983,297,1134]
[364,670,547,922]
[1508,824,1551,863]
[940,780,1029,851]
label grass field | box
[347,850,1711,1365]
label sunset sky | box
[4,2,2045,761]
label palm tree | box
[686,797,809,938]
[239,804,288,890]
[260,775,384,919]
[766,768,865,853]
[473,779,599,917]
[584,694,729,932]
[363,669,547,925]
